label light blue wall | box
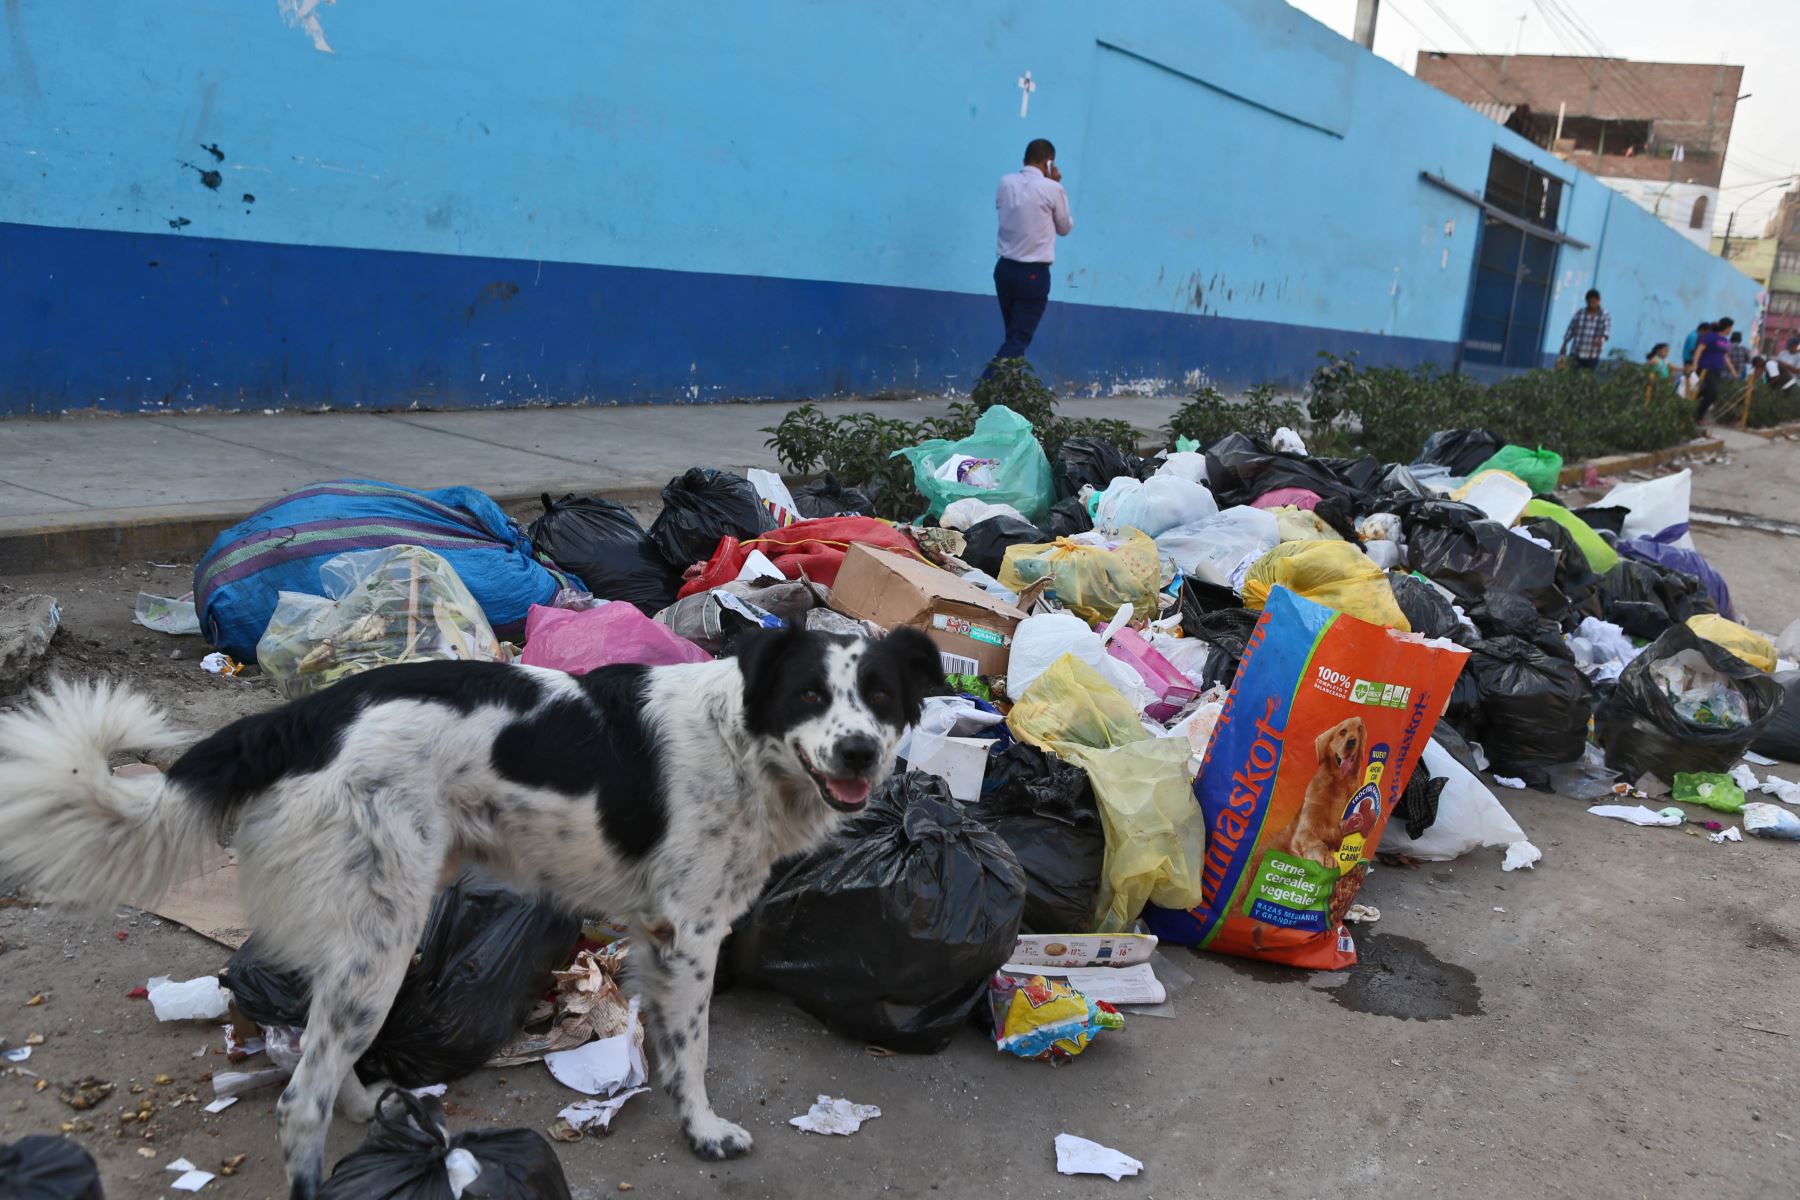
[0,0,1760,413]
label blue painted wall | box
[0,0,1760,414]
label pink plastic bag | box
[1250,487,1323,511]
[1106,625,1200,722]
[519,603,712,673]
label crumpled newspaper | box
[790,1095,882,1136]
[487,943,639,1067]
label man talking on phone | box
[987,137,1072,375]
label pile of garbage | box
[72,404,1796,1190]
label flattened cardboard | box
[114,765,251,948]
[827,543,1027,675]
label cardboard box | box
[828,543,1027,676]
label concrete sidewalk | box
[0,396,1184,570]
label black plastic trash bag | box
[1571,504,1631,536]
[732,771,1025,1053]
[1750,671,1800,763]
[792,472,874,519]
[1045,494,1094,539]
[961,514,1047,577]
[1596,623,1786,780]
[1414,429,1503,476]
[320,1090,571,1200]
[1462,636,1594,786]
[0,1136,104,1199]
[1401,499,1564,614]
[527,494,679,615]
[1394,765,1447,839]
[964,744,1104,934]
[1178,585,1262,688]
[1204,433,1379,510]
[1052,437,1143,501]
[1469,589,1572,661]
[648,467,775,570]
[220,872,580,1088]
[1520,516,1603,621]
[1594,559,1716,641]
[1389,573,1463,641]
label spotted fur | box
[0,626,941,1199]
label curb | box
[0,482,663,576]
[1555,438,1723,487]
[1743,419,1800,440]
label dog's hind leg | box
[635,918,750,1161]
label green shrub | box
[1165,382,1304,450]
[1745,377,1800,429]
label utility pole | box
[1721,209,1734,257]
[1353,0,1379,50]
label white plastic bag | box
[745,468,800,526]
[1457,471,1532,527]
[1154,506,1281,587]
[1092,475,1218,539]
[1154,451,1210,485]
[1271,426,1308,456]
[1379,740,1528,861]
[1601,469,1694,549]
[1006,610,1155,711]
[940,497,1027,532]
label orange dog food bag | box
[1145,586,1468,968]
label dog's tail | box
[0,678,211,914]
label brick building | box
[1416,53,1743,251]
[1764,192,1800,353]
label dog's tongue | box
[826,777,871,807]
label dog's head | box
[736,626,944,814]
[1314,716,1367,781]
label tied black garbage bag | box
[733,771,1025,1053]
[1400,499,1564,614]
[1469,589,1572,662]
[1462,636,1594,785]
[1052,437,1144,501]
[962,514,1048,577]
[1596,623,1786,780]
[1045,494,1094,539]
[648,468,776,570]
[1520,516,1602,621]
[221,872,580,1088]
[527,494,679,615]
[1594,559,1716,641]
[792,472,874,519]
[964,744,1104,934]
[1203,433,1380,510]
[1389,574,1463,641]
[1751,671,1800,763]
[1571,504,1631,536]
[0,1136,104,1200]
[320,1090,571,1199]
[1415,428,1503,476]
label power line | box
[1383,0,1510,107]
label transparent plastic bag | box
[1091,475,1217,539]
[897,404,1054,524]
[1240,541,1410,630]
[998,530,1161,624]
[256,545,503,698]
[1154,506,1280,588]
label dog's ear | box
[733,626,803,733]
[1314,725,1336,763]
[879,626,947,724]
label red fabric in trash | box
[677,517,919,597]
[1250,487,1323,511]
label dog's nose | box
[836,735,880,774]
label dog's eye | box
[800,689,823,705]
[867,689,891,706]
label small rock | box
[0,595,60,692]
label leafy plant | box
[1164,382,1303,451]
[760,404,925,519]
[969,358,1058,429]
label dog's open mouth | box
[794,745,871,813]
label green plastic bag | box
[1672,771,1746,813]
[1473,445,1563,495]
[1524,499,1619,573]
[895,404,1053,524]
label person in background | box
[1558,288,1610,369]
[1682,319,1710,372]
[987,137,1073,375]
[1779,337,1800,373]
[1693,317,1737,424]
[1645,343,1672,380]
[1727,330,1752,381]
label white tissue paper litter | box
[1729,764,1762,793]
[3,1047,30,1063]
[166,1158,197,1172]
[167,1160,214,1192]
[1709,826,1743,844]
[1492,775,1527,790]
[409,1083,448,1098]
[1588,804,1684,827]
[203,1096,237,1113]
[147,976,232,1022]
[443,1147,482,1199]
[1502,842,1542,871]
[559,1088,651,1134]
[1055,1133,1144,1181]
[790,1095,882,1136]
[1743,751,1777,766]
[544,999,647,1096]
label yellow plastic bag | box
[1007,655,1205,931]
[998,530,1160,624]
[1240,541,1411,631]
[1272,506,1341,543]
[1686,614,1775,672]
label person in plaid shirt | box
[1559,288,1610,369]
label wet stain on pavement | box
[1329,933,1483,1020]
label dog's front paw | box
[333,1078,385,1123]
[686,1113,754,1161]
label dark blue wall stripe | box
[0,221,1455,416]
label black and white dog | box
[0,625,942,1198]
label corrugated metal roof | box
[1469,101,1517,125]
